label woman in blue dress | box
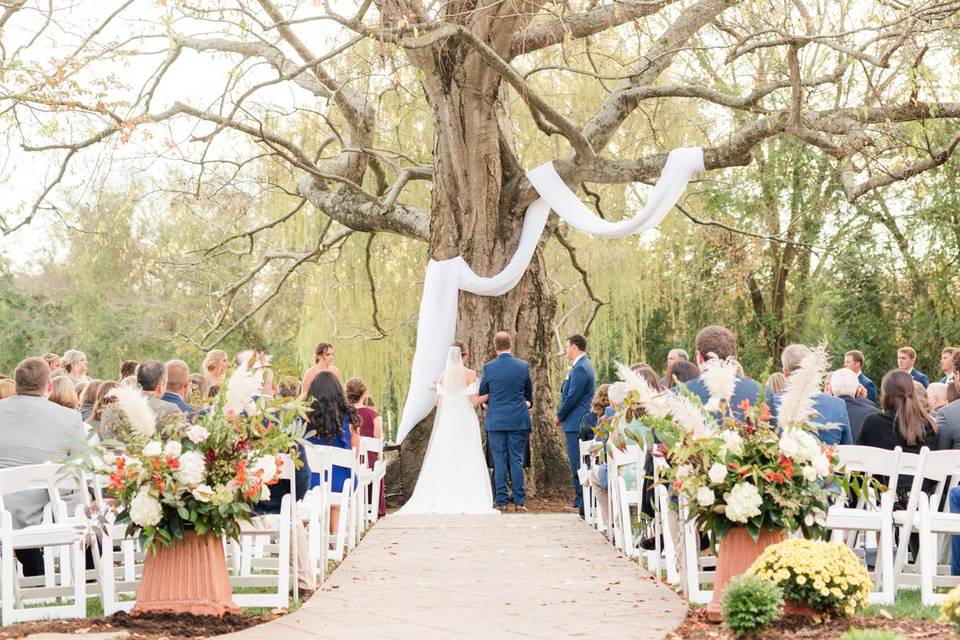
[305,372,360,531]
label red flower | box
[672,480,682,491]
[109,473,125,492]
[152,476,165,492]
[765,471,785,484]
[166,456,180,470]
[778,454,794,479]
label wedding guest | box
[914,381,930,411]
[300,342,343,399]
[898,346,929,388]
[188,373,209,409]
[765,372,787,395]
[934,387,960,450]
[304,372,360,533]
[49,375,80,411]
[584,385,613,527]
[0,378,14,400]
[557,333,596,513]
[277,376,300,399]
[663,360,699,390]
[259,367,278,399]
[778,344,852,445]
[929,382,949,412]
[659,348,689,387]
[203,349,229,392]
[78,379,103,421]
[43,353,61,373]
[347,376,386,518]
[163,359,196,417]
[686,326,762,420]
[119,360,138,381]
[950,379,960,404]
[75,381,87,400]
[844,350,877,403]
[62,349,91,385]
[578,383,610,441]
[630,362,663,391]
[100,361,181,440]
[0,357,86,576]
[829,368,879,442]
[941,348,958,384]
[364,395,376,408]
[89,380,119,437]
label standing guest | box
[43,353,61,373]
[0,358,87,576]
[346,376,386,518]
[663,360,700,390]
[119,360,138,380]
[844,350,877,403]
[89,380,119,437]
[163,360,196,417]
[0,378,14,399]
[941,348,958,384]
[300,342,343,399]
[304,372,359,533]
[78,380,103,421]
[202,349,229,393]
[778,344,852,445]
[62,349,91,385]
[898,346,929,388]
[630,363,663,391]
[188,373,209,409]
[556,334,596,513]
[829,368,879,442]
[765,372,788,395]
[49,375,80,411]
[686,326,762,421]
[659,348,689,387]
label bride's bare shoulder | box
[465,369,479,383]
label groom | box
[479,331,534,512]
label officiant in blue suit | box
[556,334,596,513]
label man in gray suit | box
[0,357,88,575]
[99,360,181,440]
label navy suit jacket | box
[858,372,877,403]
[910,369,930,389]
[771,392,853,445]
[162,391,196,418]
[479,353,533,431]
[557,356,596,434]
[685,375,763,422]
[841,395,879,443]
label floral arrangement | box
[940,583,960,632]
[601,346,841,541]
[748,539,873,615]
[84,362,307,551]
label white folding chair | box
[643,456,680,585]
[306,444,356,562]
[358,436,386,525]
[678,498,714,605]
[607,443,644,558]
[0,464,87,624]
[300,445,329,583]
[825,445,901,604]
[891,447,930,589]
[577,440,596,528]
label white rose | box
[251,455,277,481]
[708,462,728,485]
[129,488,163,527]
[676,464,693,480]
[720,430,744,455]
[164,440,182,457]
[186,425,209,444]
[812,453,831,477]
[802,465,818,482]
[696,486,715,506]
[142,441,162,457]
[724,482,763,524]
[177,450,206,486]
[192,484,214,502]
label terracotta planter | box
[132,530,238,617]
[706,527,785,622]
[783,600,818,617]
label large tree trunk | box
[398,33,570,500]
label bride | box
[398,342,497,514]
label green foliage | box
[839,629,906,640]
[722,575,784,638]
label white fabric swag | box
[395,147,705,444]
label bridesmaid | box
[304,372,360,533]
[346,377,386,518]
[300,342,343,399]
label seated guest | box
[765,372,787,395]
[100,360,181,439]
[663,360,699,390]
[89,380,119,437]
[347,376,386,518]
[934,382,960,450]
[929,382,949,412]
[685,325,762,421]
[629,362,662,391]
[0,378,15,400]
[188,373,209,409]
[49,375,80,411]
[304,372,359,533]
[583,385,613,526]
[78,380,102,422]
[898,346,929,388]
[0,358,87,576]
[659,348,689,387]
[829,368,878,442]
[778,344,852,445]
[163,360,196,417]
[43,352,61,373]
[914,381,930,411]
[202,349,229,394]
[942,348,958,384]
[844,350,877,403]
[119,360,138,381]
[62,349,91,385]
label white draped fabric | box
[395,147,705,443]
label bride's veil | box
[440,346,467,395]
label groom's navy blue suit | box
[557,354,596,509]
[480,352,533,507]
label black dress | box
[856,411,938,495]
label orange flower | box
[738,398,752,414]
[109,473,125,492]
[152,476,165,492]
[758,404,772,422]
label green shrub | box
[839,629,906,640]
[722,574,784,637]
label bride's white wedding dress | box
[399,347,496,515]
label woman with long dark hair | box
[305,372,360,532]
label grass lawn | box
[861,589,940,621]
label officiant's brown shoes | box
[515,505,528,513]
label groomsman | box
[898,346,929,388]
[556,334,595,512]
[844,350,877,403]
[940,347,957,384]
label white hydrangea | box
[708,462,728,485]
[696,486,715,507]
[185,425,210,444]
[191,484,214,502]
[129,489,163,527]
[142,441,162,457]
[720,430,744,455]
[164,440,182,457]
[778,428,821,464]
[802,465,817,482]
[251,455,278,481]
[812,453,831,477]
[724,482,763,523]
[177,450,206,486]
